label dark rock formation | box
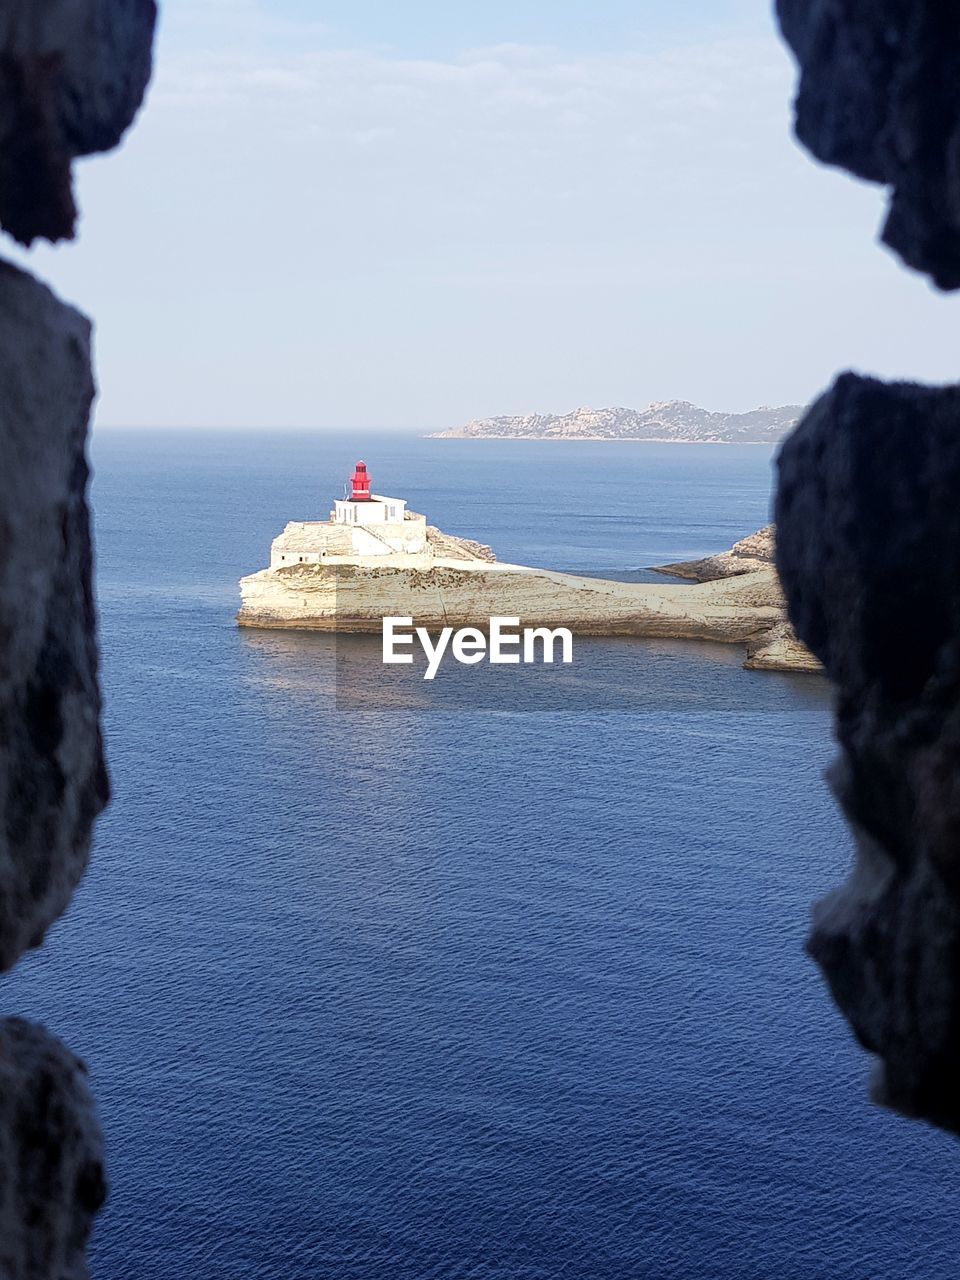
[0,1019,105,1279]
[0,261,105,972]
[0,0,157,245]
[776,373,960,1131]
[0,2,156,1272]
[776,0,960,1131]
[777,1,960,290]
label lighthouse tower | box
[333,461,407,528]
[350,460,371,501]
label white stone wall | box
[273,549,326,567]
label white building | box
[333,494,406,526]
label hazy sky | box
[8,0,960,429]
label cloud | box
[141,23,801,257]
[21,2,954,430]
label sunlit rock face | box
[778,0,960,291]
[777,373,960,1132]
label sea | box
[5,431,959,1279]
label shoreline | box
[424,435,782,445]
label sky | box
[8,0,960,430]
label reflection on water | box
[240,626,831,716]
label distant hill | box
[428,401,804,443]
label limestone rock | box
[238,559,783,644]
[776,371,960,1130]
[0,259,106,972]
[655,525,777,582]
[0,1018,105,1280]
[777,1,960,290]
[0,0,157,245]
[238,534,798,672]
[239,518,825,670]
[743,621,823,673]
[655,528,820,671]
[424,525,497,563]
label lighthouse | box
[333,461,408,531]
[263,459,429,567]
[350,460,372,501]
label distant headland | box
[237,462,819,674]
[427,401,804,443]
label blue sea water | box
[5,432,960,1279]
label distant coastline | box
[428,400,804,444]
[430,436,780,445]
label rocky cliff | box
[429,401,803,442]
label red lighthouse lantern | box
[350,460,371,501]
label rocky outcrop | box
[777,374,960,1130]
[777,1,960,291]
[743,621,822,674]
[425,526,496,562]
[0,2,156,1273]
[238,524,822,671]
[0,263,105,972]
[776,0,960,1134]
[430,401,803,442]
[239,557,785,648]
[0,0,157,245]
[655,525,776,582]
[654,526,819,673]
[0,1019,105,1279]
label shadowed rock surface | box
[0,1019,105,1280]
[0,1,156,1271]
[776,373,960,1132]
[0,261,105,972]
[775,0,960,1133]
[777,1,960,290]
[0,0,157,244]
